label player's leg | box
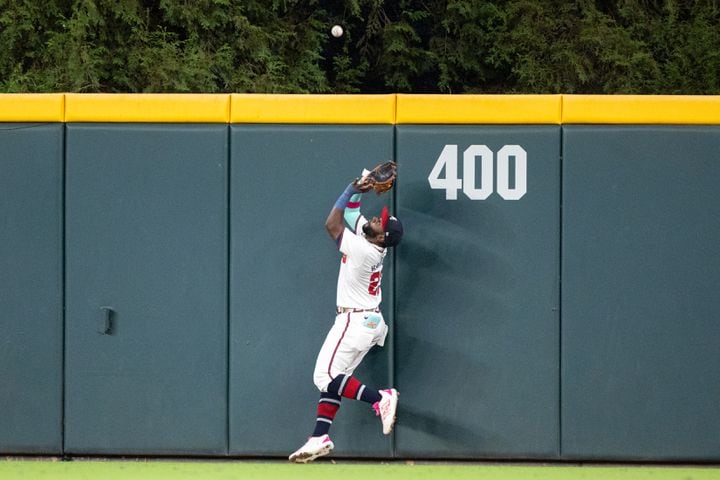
[322,313,398,434]
[326,373,381,404]
[326,353,398,435]
[289,317,349,463]
[312,392,341,437]
[288,392,339,463]
[353,314,398,434]
[318,312,383,405]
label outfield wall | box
[1,94,719,461]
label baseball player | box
[289,170,403,463]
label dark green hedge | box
[1,0,718,93]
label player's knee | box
[313,371,330,392]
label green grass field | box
[1,459,719,480]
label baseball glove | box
[366,161,397,194]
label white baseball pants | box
[313,311,388,392]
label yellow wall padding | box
[395,94,562,124]
[64,94,230,122]
[562,95,720,124]
[0,94,65,122]
[2,93,720,124]
[230,94,396,124]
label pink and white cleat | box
[373,388,399,435]
[288,434,334,463]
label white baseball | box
[331,25,343,37]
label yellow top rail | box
[562,95,720,125]
[1,93,719,124]
[396,94,562,124]
[0,94,65,122]
[230,94,396,124]
[64,94,230,123]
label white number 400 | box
[428,144,527,200]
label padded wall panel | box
[65,124,228,455]
[0,124,63,453]
[395,126,561,458]
[229,125,395,457]
[562,126,720,461]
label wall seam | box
[60,122,68,459]
[558,125,564,459]
[225,124,232,456]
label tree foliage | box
[1,0,718,93]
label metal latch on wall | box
[98,306,114,335]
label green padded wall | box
[562,126,720,461]
[3,107,719,462]
[395,126,561,458]
[0,124,63,453]
[229,125,395,457]
[64,124,228,455]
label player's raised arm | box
[325,177,373,244]
[343,189,364,231]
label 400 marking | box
[428,144,527,200]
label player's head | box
[362,206,403,248]
[380,205,403,248]
[363,206,403,248]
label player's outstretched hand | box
[353,175,375,193]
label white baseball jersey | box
[335,215,387,309]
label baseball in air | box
[331,25,344,37]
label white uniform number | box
[428,144,527,200]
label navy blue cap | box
[381,206,403,248]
